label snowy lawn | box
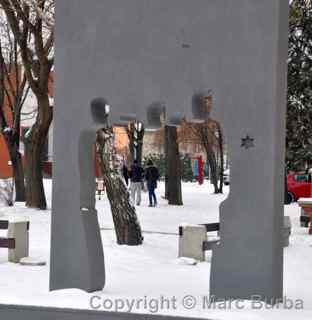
[0,180,311,319]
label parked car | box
[223,168,230,186]
[287,173,311,202]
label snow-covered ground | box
[0,180,312,320]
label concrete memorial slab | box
[178,224,207,261]
[0,218,29,263]
[209,0,289,301]
[47,1,289,318]
[7,221,29,263]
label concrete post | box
[8,221,29,263]
[178,225,207,262]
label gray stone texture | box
[209,0,289,303]
[178,225,207,261]
[53,0,289,303]
[8,221,29,263]
[283,216,291,248]
[50,98,107,292]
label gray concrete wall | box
[210,0,289,302]
[52,0,289,304]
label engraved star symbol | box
[241,135,255,149]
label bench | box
[179,218,291,261]
[0,220,30,263]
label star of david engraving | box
[241,135,255,149]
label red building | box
[0,67,18,178]
[0,70,54,178]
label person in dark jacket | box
[145,159,160,207]
[129,160,144,205]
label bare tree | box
[0,0,54,209]
[179,117,225,194]
[191,119,225,193]
[96,127,143,245]
[192,120,220,193]
[0,15,29,201]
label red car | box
[287,173,311,202]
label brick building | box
[0,70,54,178]
[0,67,20,178]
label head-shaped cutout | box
[146,102,166,130]
[192,91,213,122]
[90,97,110,125]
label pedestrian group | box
[122,159,160,207]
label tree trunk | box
[193,122,221,194]
[25,97,52,209]
[136,127,144,166]
[216,122,224,194]
[1,128,26,202]
[97,131,143,245]
[12,153,25,201]
[128,122,135,165]
[205,145,219,194]
[0,89,26,201]
[0,35,26,202]
[127,122,145,165]
[25,127,47,209]
[166,125,183,205]
[164,126,169,199]
[6,143,25,201]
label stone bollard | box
[8,221,29,263]
[283,216,291,248]
[178,224,207,262]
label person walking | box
[129,160,144,206]
[145,159,160,207]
